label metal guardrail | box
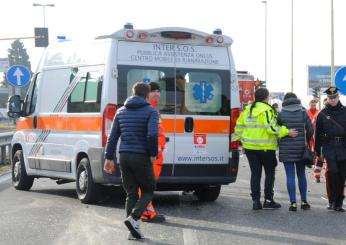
[0,132,14,164]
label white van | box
[8,24,241,203]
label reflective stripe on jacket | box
[149,98,165,179]
[234,102,289,150]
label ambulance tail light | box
[102,104,117,147]
[230,166,238,175]
[230,108,241,150]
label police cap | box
[324,86,339,98]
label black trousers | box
[245,149,277,201]
[119,153,156,219]
[326,159,346,207]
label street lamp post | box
[291,0,294,92]
[331,0,335,86]
[261,1,267,85]
[33,3,55,27]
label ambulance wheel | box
[194,185,221,202]
[76,157,100,204]
[12,150,34,191]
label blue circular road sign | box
[335,66,346,95]
[6,65,31,87]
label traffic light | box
[260,80,266,88]
[34,27,49,47]
[312,87,319,98]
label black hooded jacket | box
[314,101,346,161]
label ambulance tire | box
[76,157,100,204]
[12,150,34,191]
[194,185,221,202]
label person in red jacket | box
[307,99,322,182]
[140,81,166,222]
[307,99,319,124]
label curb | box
[0,170,11,177]
[0,164,11,178]
[0,171,11,184]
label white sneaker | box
[124,216,144,239]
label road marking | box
[204,221,344,245]
[237,178,249,184]
[177,196,199,245]
[0,172,11,184]
[183,228,199,245]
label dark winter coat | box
[315,101,346,162]
[278,97,314,163]
[105,96,159,160]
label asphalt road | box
[0,155,345,245]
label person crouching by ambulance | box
[139,81,166,223]
[234,88,298,210]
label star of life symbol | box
[193,81,213,103]
[196,136,204,144]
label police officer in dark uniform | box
[315,86,346,212]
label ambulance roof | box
[96,27,233,47]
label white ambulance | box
[8,24,241,203]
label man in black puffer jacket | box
[278,92,314,211]
[104,82,159,239]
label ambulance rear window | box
[176,69,230,116]
[117,66,174,113]
[181,72,221,113]
[117,65,230,116]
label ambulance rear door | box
[172,45,231,181]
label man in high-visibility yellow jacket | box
[233,88,298,210]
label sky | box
[1,0,346,105]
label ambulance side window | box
[68,68,103,113]
[23,73,41,116]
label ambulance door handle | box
[33,115,37,128]
[184,117,194,133]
